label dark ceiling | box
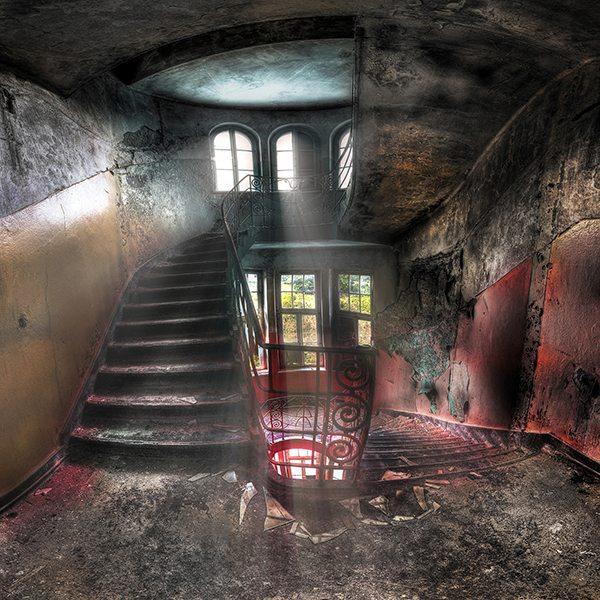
[0,1,598,236]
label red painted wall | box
[448,259,532,428]
[527,220,600,461]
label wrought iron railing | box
[219,143,377,484]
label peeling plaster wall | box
[374,60,600,458]
[0,72,220,499]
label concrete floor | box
[0,452,598,600]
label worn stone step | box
[151,259,228,274]
[105,336,232,364]
[168,249,227,264]
[122,299,225,320]
[82,392,245,419]
[140,270,226,287]
[94,361,238,394]
[71,419,251,456]
[114,315,229,341]
[132,282,228,303]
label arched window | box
[211,127,258,191]
[272,128,319,191]
[335,126,353,189]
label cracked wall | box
[375,59,600,458]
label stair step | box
[168,250,227,264]
[71,419,251,455]
[114,315,229,341]
[132,283,228,302]
[122,299,224,320]
[82,392,245,419]
[151,259,227,274]
[140,271,226,287]
[105,336,231,364]
[94,361,238,394]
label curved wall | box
[374,60,600,460]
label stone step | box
[168,249,227,264]
[151,259,228,274]
[94,361,238,394]
[114,315,229,341]
[105,335,232,364]
[132,282,228,303]
[140,270,226,287]
[71,418,251,457]
[83,391,244,417]
[122,299,225,320]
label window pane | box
[214,130,231,150]
[277,151,294,171]
[214,149,233,170]
[350,275,360,294]
[339,130,350,150]
[350,294,361,312]
[292,292,304,309]
[277,173,294,190]
[340,294,349,310]
[302,314,318,346]
[358,319,372,346]
[360,275,371,294]
[215,170,234,191]
[304,352,317,366]
[360,295,371,315]
[282,314,298,343]
[304,274,315,293]
[276,132,293,151]
[236,150,254,171]
[246,273,257,292]
[235,131,252,151]
[339,274,349,293]
[281,291,293,308]
[281,274,292,291]
[304,293,316,309]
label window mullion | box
[230,130,239,183]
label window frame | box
[270,126,320,191]
[210,126,260,193]
[275,270,323,369]
[333,271,374,347]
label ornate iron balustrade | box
[219,142,377,484]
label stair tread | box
[72,422,250,446]
[118,315,228,326]
[86,392,243,408]
[99,361,235,375]
[144,270,226,277]
[125,299,223,308]
[135,283,227,292]
[109,335,230,348]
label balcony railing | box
[219,144,377,485]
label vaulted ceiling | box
[0,1,598,237]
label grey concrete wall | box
[374,60,600,457]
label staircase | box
[70,233,252,461]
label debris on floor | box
[33,487,52,496]
[188,472,210,482]
[368,495,391,516]
[239,482,258,525]
[381,469,411,481]
[263,489,295,531]
[222,470,238,484]
[289,522,348,545]
[339,497,363,519]
[361,517,389,526]
[413,485,428,511]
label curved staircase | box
[70,233,252,460]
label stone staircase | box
[70,233,252,460]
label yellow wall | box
[0,173,126,497]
